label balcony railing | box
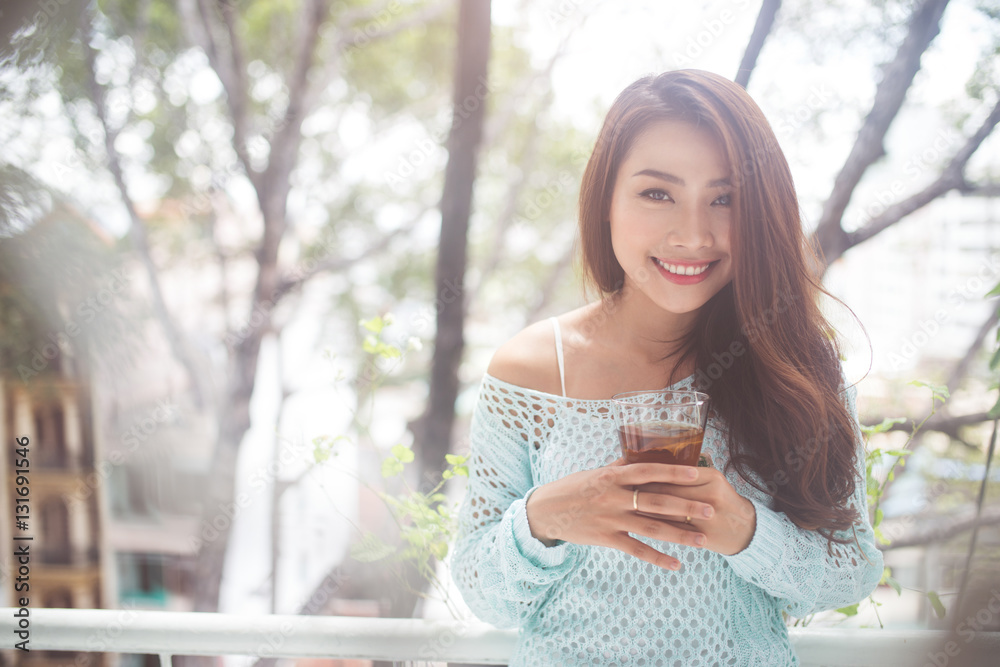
[2,608,999,665]
[38,545,101,566]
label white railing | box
[3,608,999,665]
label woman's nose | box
[667,205,714,249]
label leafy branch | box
[828,381,950,627]
[308,312,468,617]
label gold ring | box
[633,488,639,512]
[685,516,692,524]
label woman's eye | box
[713,193,732,206]
[640,189,671,201]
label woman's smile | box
[651,257,722,283]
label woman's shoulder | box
[486,316,563,397]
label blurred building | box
[0,371,108,667]
[0,202,114,667]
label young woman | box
[449,69,883,666]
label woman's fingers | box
[633,486,714,520]
[618,462,704,486]
[625,514,708,549]
[608,534,682,571]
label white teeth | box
[653,258,711,276]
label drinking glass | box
[611,390,711,466]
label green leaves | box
[358,314,405,388]
[351,531,397,562]
[381,444,415,478]
[312,434,350,463]
[363,334,402,359]
[860,417,906,437]
[836,603,860,617]
[879,569,902,598]
[990,394,1000,421]
[378,485,457,571]
[333,313,468,601]
[393,444,415,462]
[360,314,392,335]
[907,380,949,407]
[989,287,1000,412]
[442,453,469,479]
[381,457,403,477]
[927,591,946,619]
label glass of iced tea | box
[611,390,711,466]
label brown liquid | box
[618,421,704,466]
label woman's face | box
[609,119,734,317]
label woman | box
[449,69,883,666]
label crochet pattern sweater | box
[449,370,884,666]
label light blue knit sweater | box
[449,370,883,666]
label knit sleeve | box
[449,378,583,629]
[722,373,884,618]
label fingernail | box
[694,535,706,546]
[686,467,697,479]
[703,506,714,518]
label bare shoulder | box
[486,317,562,395]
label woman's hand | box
[524,457,726,571]
[634,465,757,557]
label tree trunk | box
[191,209,284,611]
[376,0,491,643]
[413,0,492,496]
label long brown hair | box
[578,69,871,542]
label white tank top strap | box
[550,316,567,398]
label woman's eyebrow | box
[632,168,731,188]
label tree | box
[379,0,491,625]
[738,0,1000,614]
[13,0,455,623]
[739,0,998,446]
